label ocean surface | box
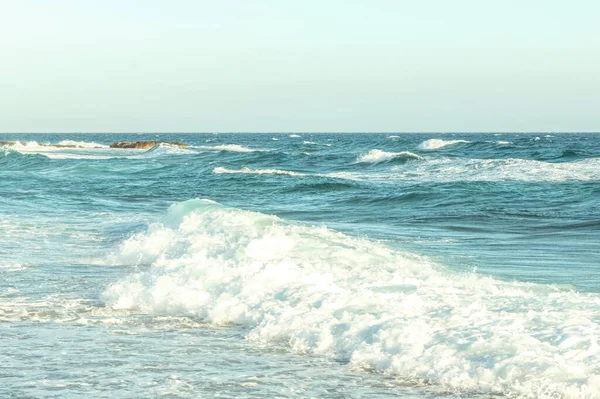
[1,133,599,399]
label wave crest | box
[103,200,600,398]
[418,139,470,150]
[356,149,422,164]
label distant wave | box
[303,141,317,145]
[5,140,108,149]
[418,139,470,150]
[57,140,108,149]
[104,199,600,399]
[356,149,422,164]
[213,167,306,176]
[387,135,400,138]
[194,144,260,153]
[289,134,301,138]
[328,157,600,183]
[0,146,50,166]
[142,143,196,156]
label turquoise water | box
[1,133,599,398]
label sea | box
[1,133,599,399]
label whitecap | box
[57,140,108,149]
[356,149,422,163]
[417,139,469,150]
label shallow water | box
[1,133,599,398]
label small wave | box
[271,138,279,141]
[5,140,108,150]
[417,139,470,150]
[104,199,600,398]
[303,141,317,145]
[57,140,108,149]
[142,143,195,156]
[0,262,28,272]
[0,147,50,165]
[496,140,511,145]
[356,149,422,164]
[213,167,306,176]
[357,157,600,182]
[387,135,400,138]
[194,144,259,153]
[6,140,43,150]
[289,134,301,138]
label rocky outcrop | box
[109,141,189,150]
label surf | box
[103,199,600,399]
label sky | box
[0,0,599,132]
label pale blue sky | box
[1,0,598,132]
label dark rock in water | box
[110,141,189,150]
[0,141,17,146]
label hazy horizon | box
[1,0,599,133]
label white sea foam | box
[303,141,317,145]
[57,140,108,148]
[497,141,511,145]
[325,157,600,183]
[289,134,301,138]
[213,167,305,176]
[8,141,44,151]
[417,139,470,150]
[387,135,400,138]
[141,143,196,156]
[7,140,108,150]
[194,144,259,153]
[356,149,422,163]
[0,262,28,272]
[104,199,600,399]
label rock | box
[109,141,189,150]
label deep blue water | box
[1,133,599,398]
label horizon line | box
[1,131,600,134]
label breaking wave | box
[326,157,600,183]
[418,139,470,150]
[356,149,422,164]
[103,199,600,399]
[141,143,196,157]
[57,140,108,148]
